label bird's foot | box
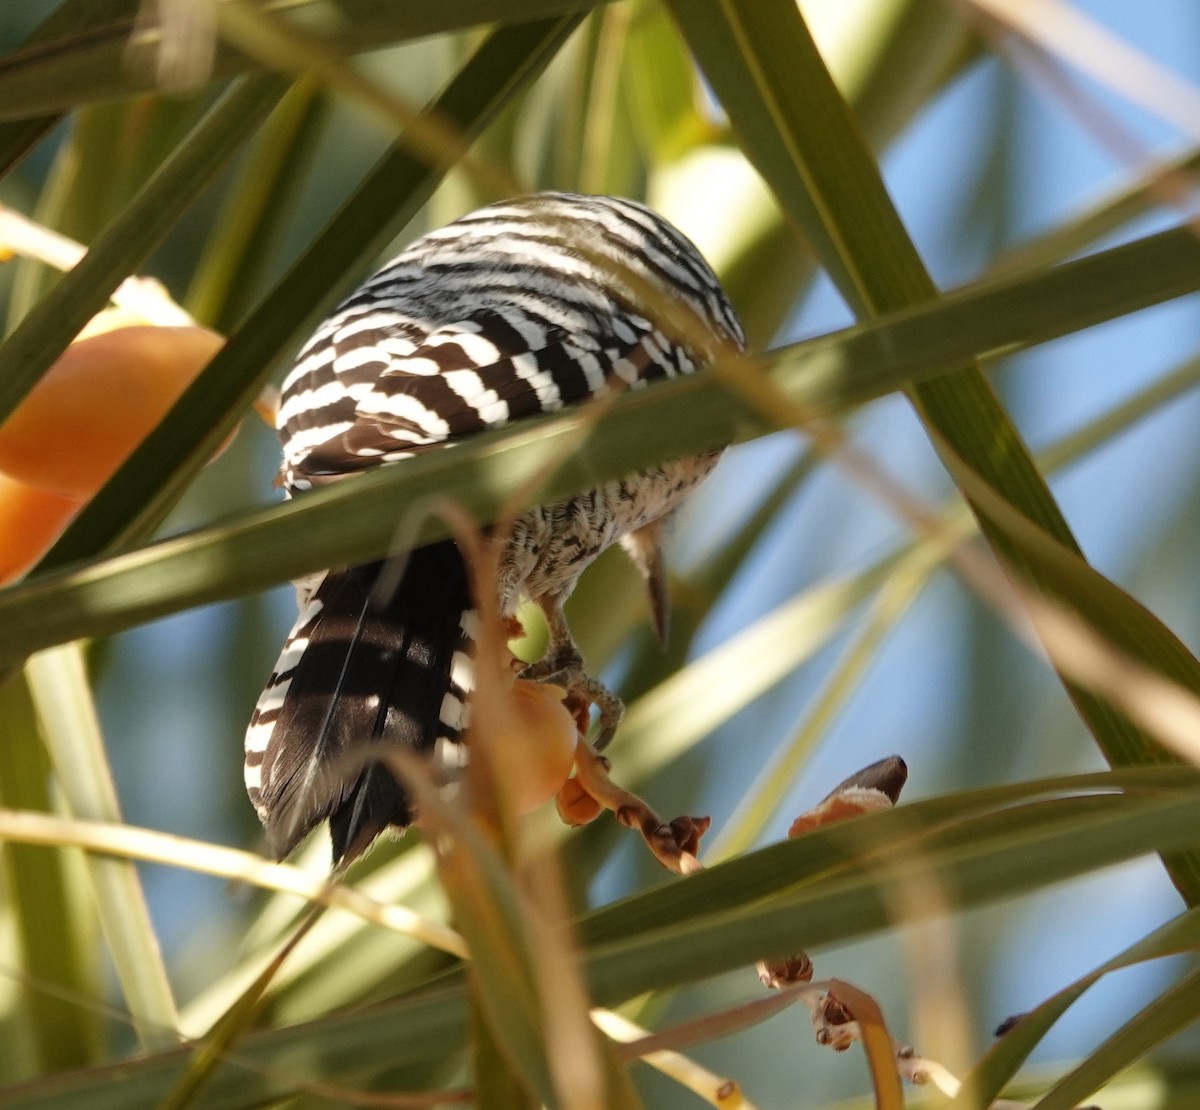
[521,645,624,750]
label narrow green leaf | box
[473,993,539,1110]
[0,985,471,1109]
[580,768,1196,947]
[6,94,208,331]
[668,0,1200,902]
[716,0,974,348]
[0,675,102,1074]
[434,817,554,1106]
[583,788,1200,1007]
[23,644,179,1052]
[158,904,325,1110]
[0,74,288,426]
[986,143,1200,280]
[577,6,638,195]
[1033,967,1200,1110]
[185,77,329,332]
[2,773,1197,1107]
[0,0,142,181]
[1,221,1197,663]
[34,14,584,571]
[709,545,935,862]
[0,0,603,120]
[622,2,697,163]
[610,553,902,785]
[952,907,1200,1109]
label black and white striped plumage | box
[245,193,744,861]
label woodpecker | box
[245,193,744,862]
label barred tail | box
[244,539,473,861]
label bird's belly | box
[500,450,721,607]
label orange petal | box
[0,473,83,585]
[787,787,896,838]
[0,325,225,498]
[555,775,603,826]
[495,679,580,815]
[75,304,166,340]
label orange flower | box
[0,472,82,585]
[0,315,227,582]
[0,324,224,499]
[493,677,580,815]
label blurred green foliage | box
[1,1,1200,1107]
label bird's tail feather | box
[244,539,472,860]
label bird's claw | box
[520,650,624,750]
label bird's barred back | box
[276,193,743,490]
[247,192,744,861]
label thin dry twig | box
[962,0,1200,144]
[0,807,467,957]
[959,0,1200,251]
[596,1006,757,1109]
[570,739,708,874]
[746,763,1101,1110]
[214,0,525,202]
